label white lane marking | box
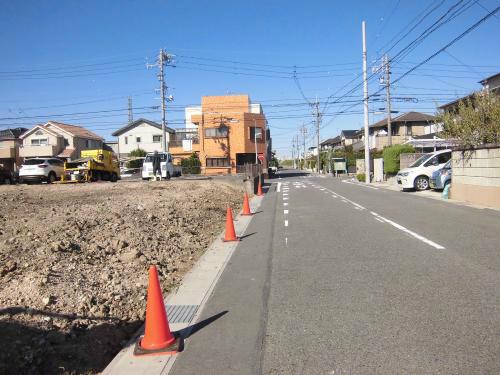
[370,211,445,250]
[284,202,288,206]
[321,187,366,210]
[277,182,282,192]
[283,193,288,196]
[341,199,348,203]
[354,206,361,210]
[284,220,289,227]
[284,210,289,214]
[375,217,384,223]
[331,195,337,198]
[285,237,288,245]
[283,197,288,200]
[342,180,379,190]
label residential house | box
[111,118,175,158]
[440,72,500,113]
[19,121,103,160]
[340,130,360,147]
[367,112,435,150]
[320,137,341,151]
[0,127,28,173]
[170,94,270,175]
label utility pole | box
[314,98,321,173]
[128,96,133,124]
[384,54,392,146]
[149,48,174,152]
[362,21,371,184]
[301,124,307,170]
[291,137,296,169]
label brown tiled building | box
[170,95,269,175]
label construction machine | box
[61,149,120,183]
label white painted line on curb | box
[277,182,281,192]
[370,211,445,249]
[284,210,289,214]
[284,220,289,227]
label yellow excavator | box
[61,149,120,183]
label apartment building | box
[170,94,269,175]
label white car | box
[142,152,175,180]
[19,158,65,184]
[397,149,452,191]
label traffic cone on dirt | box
[134,265,181,356]
[257,180,264,196]
[241,192,253,216]
[223,207,239,242]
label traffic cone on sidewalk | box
[223,207,239,242]
[257,180,264,196]
[134,266,181,356]
[241,192,253,216]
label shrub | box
[357,173,366,182]
[180,153,201,174]
[383,144,415,174]
[126,148,147,169]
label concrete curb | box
[103,195,264,375]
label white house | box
[112,118,175,157]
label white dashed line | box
[370,211,445,249]
[284,210,289,214]
[284,202,288,206]
[284,220,289,227]
[283,197,288,200]
[277,182,281,192]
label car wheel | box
[110,173,118,182]
[47,172,56,184]
[414,176,429,191]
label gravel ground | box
[0,179,244,375]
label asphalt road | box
[171,169,500,374]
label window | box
[64,138,69,146]
[48,159,64,166]
[153,135,162,143]
[31,138,48,146]
[438,152,451,164]
[204,127,228,138]
[424,156,439,167]
[206,158,230,167]
[406,126,413,136]
[85,139,91,148]
[125,136,128,145]
[35,130,44,136]
[250,127,263,142]
[136,137,141,143]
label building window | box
[64,138,69,146]
[125,136,128,145]
[206,158,230,167]
[85,139,91,148]
[153,135,162,143]
[250,127,263,142]
[31,138,48,146]
[136,137,141,143]
[204,127,228,138]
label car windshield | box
[409,154,431,168]
[23,159,45,165]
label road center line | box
[284,202,288,206]
[284,220,289,227]
[370,211,445,250]
[284,210,289,214]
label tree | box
[180,152,201,174]
[126,148,147,169]
[382,144,415,175]
[437,93,500,148]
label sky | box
[1,0,499,158]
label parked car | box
[19,158,65,184]
[430,159,452,190]
[0,165,14,184]
[396,149,452,191]
[141,152,181,180]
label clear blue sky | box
[1,0,499,157]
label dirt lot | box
[0,178,244,375]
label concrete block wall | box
[451,145,500,208]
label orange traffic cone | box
[257,180,264,196]
[241,192,253,216]
[134,265,181,356]
[223,207,239,242]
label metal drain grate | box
[166,305,199,324]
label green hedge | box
[126,148,146,168]
[382,144,415,174]
[180,153,201,174]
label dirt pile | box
[0,179,244,375]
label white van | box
[142,152,175,180]
[397,149,452,191]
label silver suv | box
[19,158,65,184]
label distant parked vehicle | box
[62,149,120,183]
[142,152,181,180]
[430,159,452,190]
[19,158,65,184]
[0,165,14,184]
[396,149,452,191]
